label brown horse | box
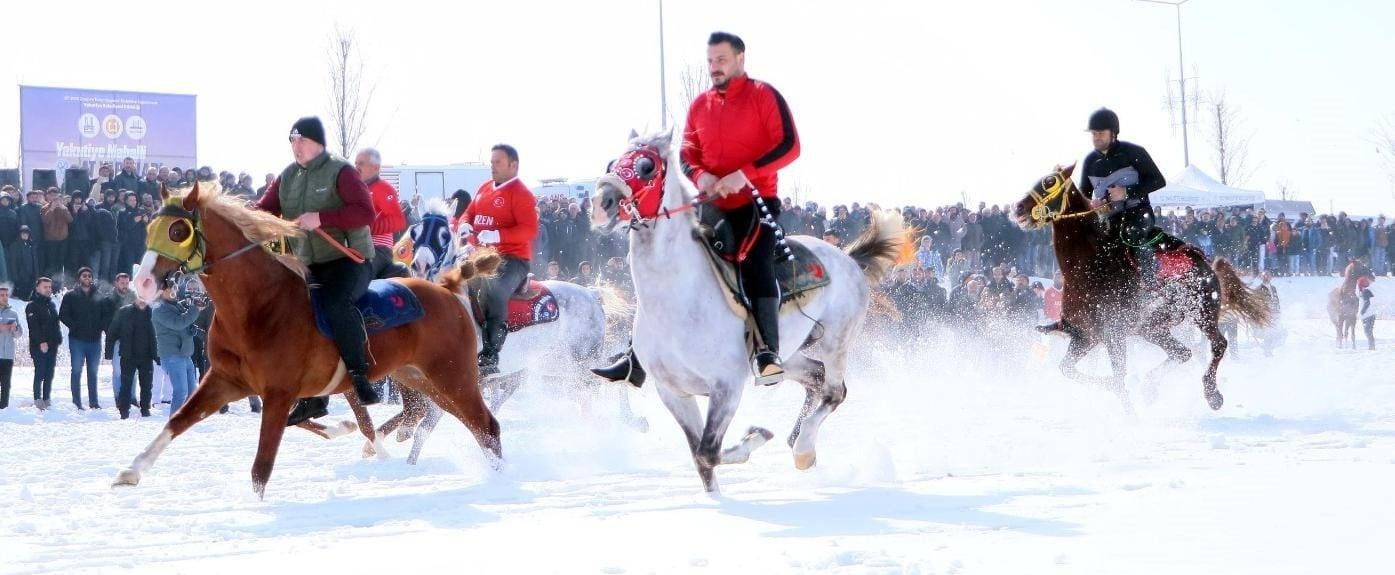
[1328,261,1361,348]
[1013,165,1272,410]
[112,182,501,497]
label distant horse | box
[114,182,501,497]
[593,130,904,493]
[1328,261,1361,348]
[1013,165,1272,410]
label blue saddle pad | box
[313,279,425,338]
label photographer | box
[152,281,200,416]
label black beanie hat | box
[290,116,326,147]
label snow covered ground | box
[2,276,1393,574]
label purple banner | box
[20,85,196,184]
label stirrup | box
[754,351,784,386]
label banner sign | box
[20,85,196,183]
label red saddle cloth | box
[1155,248,1195,280]
[504,280,560,332]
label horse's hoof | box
[396,426,414,443]
[748,426,774,442]
[794,451,817,471]
[252,482,266,500]
[1207,391,1224,411]
[112,469,141,488]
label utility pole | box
[658,0,669,130]
[1137,0,1191,166]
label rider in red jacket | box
[355,147,410,279]
[593,31,800,387]
[462,144,539,376]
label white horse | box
[594,131,904,493]
[392,205,643,463]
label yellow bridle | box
[1027,171,1094,224]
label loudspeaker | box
[31,169,57,192]
[64,167,91,195]
[0,169,19,189]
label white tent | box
[1150,165,1265,208]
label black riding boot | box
[478,348,501,378]
[285,396,330,427]
[1134,246,1160,292]
[350,371,380,405]
[752,297,785,386]
[591,348,646,387]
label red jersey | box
[681,73,800,211]
[1044,286,1063,322]
[464,178,539,260]
[367,177,406,247]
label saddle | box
[311,279,425,339]
[1125,231,1201,281]
[695,223,830,318]
[469,279,561,332]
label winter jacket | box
[41,201,72,241]
[60,286,106,341]
[0,303,22,360]
[105,303,158,364]
[1080,140,1166,212]
[6,239,37,285]
[152,298,199,358]
[0,202,18,247]
[463,178,539,261]
[681,74,801,212]
[25,292,62,346]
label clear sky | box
[3,0,1392,215]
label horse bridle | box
[606,145,714,230]
[147,200,260,283]
[1028,170,1095,224]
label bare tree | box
[325,26,376,158]
[675,63,711,122]
[1376,113,1395,186]
[1204,90,1255,186]
[1275,179,1295,201]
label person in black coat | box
[6,227,38,300]
[25,277,61,410]
[17,190,45,275]
[0,193,19,250]
[105,298,158,418]
[116,192,149,279]
[90,202,119,283]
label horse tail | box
[1213,258,1273,328]
[591,283,635,322]
[844,209,906,285]
[436,247,503,293]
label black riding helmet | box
[1088,108,1120,134]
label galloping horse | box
[1013,165,1272,410]
[593,131,904,493]
[113,182,501,497]
[1328,261,1361,348]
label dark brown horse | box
[113,182,501,497]
[1013,165,1272,410]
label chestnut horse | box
[1014,165,1272,410]
[113,182,501,497]
[1328,261,1360,348]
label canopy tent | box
[1150,165,1265,209]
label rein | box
[1028,174,1097,224]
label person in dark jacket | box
[90,200,119,283]
[66,197,95,282]
[60,267,104,409]
[116,192,149,280]
[109,157,142,195]
[25,277,61,410]
[7,227,38,300]
[0,191,20,250]
[17,190,44,276]
[105,297,157,418]
[1081,108,1167,289]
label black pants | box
[721,199,783,300]
[372,245,409,279]
[308,257,373,374]
[30,343,56,400]
[0,358,11,407]
[118,361,154,415]
[42,240,64,278]
[474,256,530,354]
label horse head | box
[406,201,456,279]
[134,181,212,302]
[1013,164,1084,230]
[593,129,689,227]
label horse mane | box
[174,181,308,278]
[422,199,451,219]
[436,247,502,292]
